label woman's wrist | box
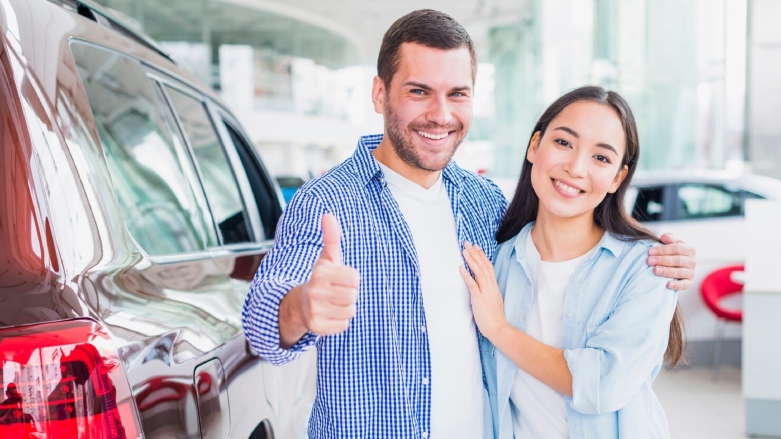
[483,320,511,343]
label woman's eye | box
[594,154,611,164]
[555,139,570,147]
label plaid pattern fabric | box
[242,134,508,439]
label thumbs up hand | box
[296,214,360,336]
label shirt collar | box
[511,221,625,264]
[351,134,464,188]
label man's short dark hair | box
[377,9,477,88]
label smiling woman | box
[461,86,684,439]
[526,101,629,235]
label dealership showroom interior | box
[2,0,781,438]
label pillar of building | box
[745,0,781,178]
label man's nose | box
[426,95,454,126]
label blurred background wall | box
[92,0,781,365]
[92,0,781,183]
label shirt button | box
[422,432,429,439]
[567,313,574,319]
[420,325,426,333]
[422,377,429,385]
[574,276,580,282]
[574,427,580,433]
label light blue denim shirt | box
[482,222,678,439]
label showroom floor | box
[654,365,771,439]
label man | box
[242,9,695,439]
[0,383,22,419]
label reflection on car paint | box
[0,1,315,438]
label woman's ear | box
[526,131,542,163]
[608,165,629,194]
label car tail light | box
[0,319,142,439]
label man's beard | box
[384,101,466,172]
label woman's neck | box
[530,211,604,262]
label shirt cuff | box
[244,277,320,365]
[564,348,602,415]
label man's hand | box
[278,214,360,348]
[647,232,697,291]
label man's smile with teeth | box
[417,130,449,140]
[554,179,584,194]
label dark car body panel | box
[0,1,315,438]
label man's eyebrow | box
[451,85,473,93]
[552,126,618,155]
[403,81,433,91]
[403,82,473,93]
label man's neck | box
[372,137,441,189]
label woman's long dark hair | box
[496,86,685,366]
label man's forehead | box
[393,43,474,86]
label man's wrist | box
[278,284,308,349]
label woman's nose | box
[563,152,588,176]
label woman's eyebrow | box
[595,143,618,155]
[553,126,579,137]
[553,126,618,155]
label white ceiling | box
[99,0,532,66]
[232,0,534,61]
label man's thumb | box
[320,213,342,265]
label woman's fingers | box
[462,245,490,288]
[459,265,480,295]
[461,248,482,285]
[463,242,494,285]
[470,244,495,276]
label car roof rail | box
[51,0,177,65]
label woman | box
[460,86,683,438]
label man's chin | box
[414,154,455,172]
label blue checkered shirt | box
[242,134,508,439]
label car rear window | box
[70,41,216,256]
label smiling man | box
[242,9,696,439]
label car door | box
[162,82,316,439]
[204,106,317,439]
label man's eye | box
[411,89,425,95]
[451,91,464,97]
[555,139,570,147]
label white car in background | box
[626,171,781,346]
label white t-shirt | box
[510,233,595,439]
[380,163,484,439]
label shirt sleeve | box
[241,189,331,365]
[482,175,509,222]
[564,260,679,415]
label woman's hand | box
[459,242,509,341]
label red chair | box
[700,264,744,380]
